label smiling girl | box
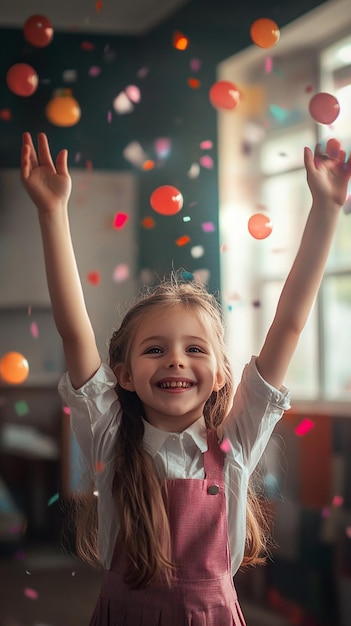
[20,132,351,625]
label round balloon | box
[248,213,272,239]
[23,14,54,47]
[150,185,183,215]
[0,351,29,384]
[46,91,81,127]
[6,63,38,97]
[308,92,340,125]
[209,81,240,110]
[250,18,280,48]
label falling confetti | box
[113,212,128,229]
[199,155,214,169]
[175,235,191,247]
[200,140,213,150]
[47,492,59,507]
[141,216,155,229]
[187,78,201,89]
[190,58,202,72]
[332,495,344,507]
[294,418,315,437]
[113,264,130,283]
[87,271,100,285]
[24,587,39,600]
[191,245,204,259]
[219,438,231,453]
[14,400,29,417]
[30,321,39,338]
[173,31,189,50]
[201,222,215,233]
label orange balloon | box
[209,81,240,110]
[6,63,38,97]
[0,351,29,384]
[150,185,183,215]
[46,92,81,127]
[250,18,280,48]
[248,213,272,239]
[23,14,54,47]
[308,92,340,125]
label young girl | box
[21,132,351,626]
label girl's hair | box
[73,273,271,587]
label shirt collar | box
[142,415,208,458]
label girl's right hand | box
[21,132,72,214]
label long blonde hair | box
[73,274,271,587]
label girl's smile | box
[118,304,224,432]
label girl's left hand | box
[304,138,351,208]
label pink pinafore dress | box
[89,430,246,625]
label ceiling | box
[0,0,191,35]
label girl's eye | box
[187,346,203,353]
[144,347,163,354]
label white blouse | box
[58,356,290,576]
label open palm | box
[21,132,72,213]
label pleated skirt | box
[89,570,246,626]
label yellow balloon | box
[0,351,29,384]
[46,93,81,127]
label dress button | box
[207,484,220,495]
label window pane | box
[260,281,319,398]
[323,275,351,399]
[258,170,311,277]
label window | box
[218,7,351,412]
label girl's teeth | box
[160,381,191,388]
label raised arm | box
[21,132,101,388]
[256,138,351,389]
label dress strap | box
[203,429,226,481]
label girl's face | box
[118,304,225,432]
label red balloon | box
[150,185,183,216]
[209,81,240,110]
[308,92,340,125]
[23,14,54,47]
[248,213,272,239]
[6,63,38,97]
[250,18,280,48]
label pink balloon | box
[308,92,340,125]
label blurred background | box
[1,0,351,624]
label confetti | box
[63,406,71,415]
[113,212,128,229]
[30,321,39,338]
[95,460,104,472]
[332,495,344,507]
[24,587,38,600]
[175,235,191,247]
[173,31,189,50]
[0,108,12,121]
[113,264,130,283]
[125,85,141,103]
[191,245,204,259]
[89,66,101,77]
[201,222,215,233]
[200,140,213,150]
[113,92,134,114]
[220,438,231,453]
[294,418,315,437]
[199,155,214,169]
[190,58,202,72]
[141,216,155,229]
[87,271,100,286]
[265,56,273,73]
[47,493,59,507]
[188,78,201,89]
[14,400,29,416]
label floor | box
[0,542,290,626]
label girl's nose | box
[167,350,185,368]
